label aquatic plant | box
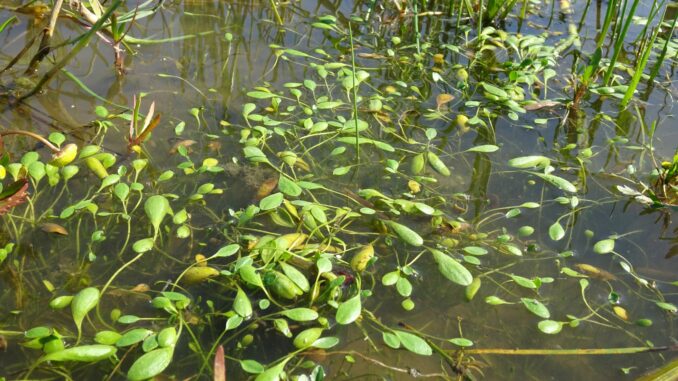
[0,0,676,379]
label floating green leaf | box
[144,195,171,238]
[157,327,177,348]
[385,221,423,246]
[281,308,318,321]
[336,294,361,325]
[382,331,401,349]
[241,359,265,374]
[127,347,174,381]
[293,327,323,349]
[465,277,482,301]
[466,145,499,153]
[247,91,277,99]
[393,331,432,356]
[593,239,615,254]
[481,82,509,98]
[508,155,550,168]
[255,358,289,381]
[656,302,677,313]
[132,238,154,253]
[279,262,310,292]
[278,175,302,197]
[312,336,340,349]
[427,152,451,176]
[510,274,537,289]
[259,193,284,211]
[521,298,550,318]
[38,345,116,363]
[463,246,488,255]
[431,249,473,286]
[116,328,153,347]
[532,173,577,193]
[538,320,563,334]
[449,338,474,347]
[71,287,100,338]
[234,286,253,318]
[549,221,565,241]
[486,296,510,305]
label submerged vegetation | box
[0,0,677,379]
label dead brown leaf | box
[40,222,68,236]
[0,179,29,216]
[170,140,197,154]
[436,94,454,109]
[255,177,279,200]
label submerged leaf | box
[436,93,454,109]
[0,179,29,216]
[40,223,68,236]
[255,177,279,200]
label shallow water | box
[0,0,677,379]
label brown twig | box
[0,130,60,152]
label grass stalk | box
[269,0,283,25]
[596,0,617,49]
[603,0,640,85]
[620,23,661,107]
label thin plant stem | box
[460,346,675,355]
[348,21,360,160]
[0,130,60,152]
[414,1,421,54]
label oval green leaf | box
[336,294,361,325]
[39,345,116,363]
[127,347,174,381]
[385,221,423,246]
[431,249,473,286]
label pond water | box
[0,0,677,379]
